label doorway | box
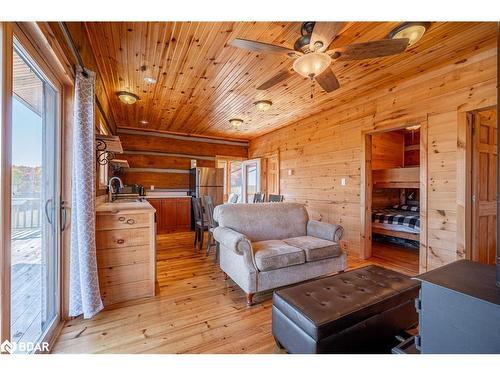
[470,108,497,264]
[361,120,427,274]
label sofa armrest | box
[213,226,257,271]
[307,220,344,242]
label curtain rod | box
[58,22,89,77]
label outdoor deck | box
[11,228,42,353]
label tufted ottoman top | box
[273,265,420,341]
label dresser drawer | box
[96,227,150,249]
[98,262,151,286]
[97,212,151,230]
[97,245,150,268]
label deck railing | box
[12,197,41,229]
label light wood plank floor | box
[52,232,418,354]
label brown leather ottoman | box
[272,265,420,353]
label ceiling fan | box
[230,22,427,94]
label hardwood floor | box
[52,232,418,354]
[371,240,419,275]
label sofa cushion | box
[252,240,306,272]
[284,236,341,262]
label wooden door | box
[266,153,280,195]
[471,109,497,264]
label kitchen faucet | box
[108,176,124,202]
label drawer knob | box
[118,217,126,222]
[126,218,136,225]
[116,239,125,244]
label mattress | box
[372,222,420,234]
[372,208,420,232]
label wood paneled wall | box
[372,131,405,170]
[249,41,497,270]
[118,129,248,189]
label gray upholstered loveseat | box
[213,203,346,305]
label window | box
[97,121,109,189]
[241,159,261,203]
[230,160,242,202]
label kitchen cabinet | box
[95,201,156,306]
[148,197,191,234]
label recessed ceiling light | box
[140,120,149,125]
[116,91,139,105]
[144,76,157,84]
[254,100,272,111]
[229,118,243,129]
[389,22,430,47]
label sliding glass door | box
[8,39,60,353]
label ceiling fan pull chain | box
[310,78,315,100]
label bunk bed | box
[372,166,420,241]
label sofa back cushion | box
[213,202,309,242]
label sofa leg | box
[223,272,228,280]
[274,337,285,350]
[246,293,254,306]
[338,269,345,273]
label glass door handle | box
[60,200,69,231]
[45,198,53,224]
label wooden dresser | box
[96,200,156,306]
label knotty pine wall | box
[249,43,497,271]
[118,130,248,189]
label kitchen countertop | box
[96,199,155,214]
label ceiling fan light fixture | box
[229,118,243,129]
[254,100,272,111]
[292,52,331,78]
[117,91,139,105]
[389,22,430,47]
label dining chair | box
[268,194,284,202]
[253,192,265,203]
[192,197,208,250]
[228,193,239,203]
[203,196,219,259]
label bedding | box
[372,207,420,231]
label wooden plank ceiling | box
[84,22,495,140]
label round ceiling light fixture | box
[254,100,272,111]
[229,118,243,129]
[292,52,331,78]
[389,22,430,47]
[144,76,157,84]
[406,124,421,131]
[117,91,140,105]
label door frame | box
[360,118,428,273]
[457,105,498,261]
[0,22,73,351]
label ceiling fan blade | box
[310,22,345,52]
[230,38,296,56]
[257,70,293,90]
[331,38,409,61]
[315,67,340,93]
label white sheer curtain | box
[68,69,103,318]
